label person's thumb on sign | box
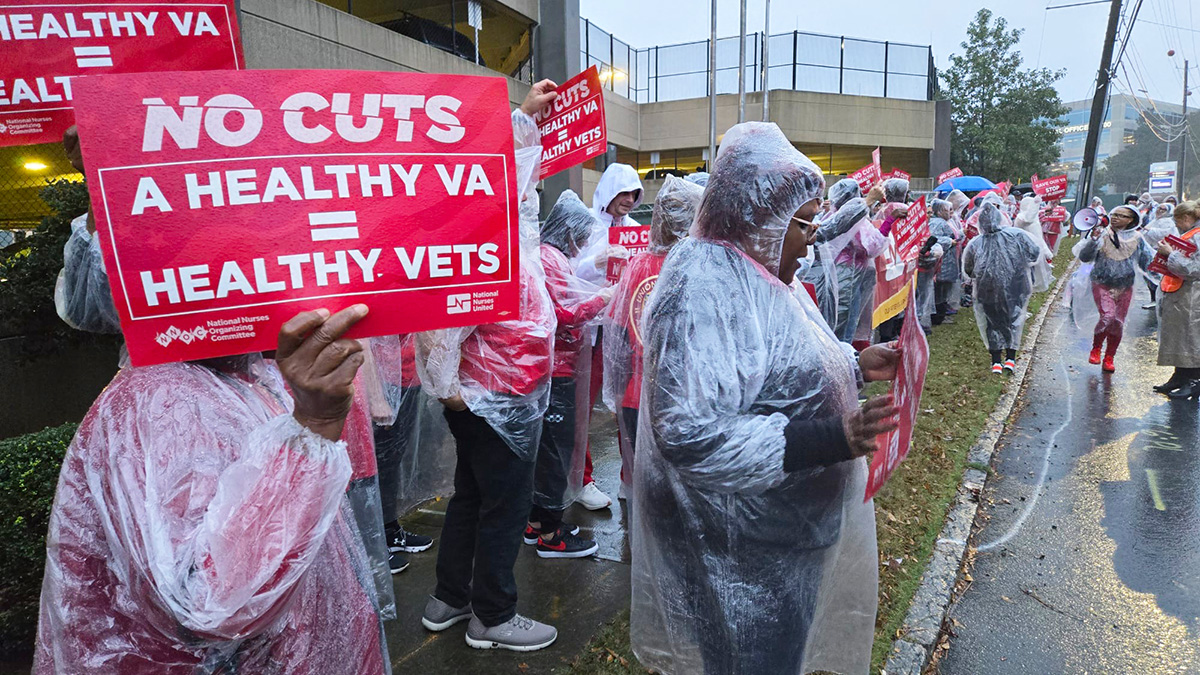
[521,79,559,117]
[276,305,370,442]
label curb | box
[882,262,1075,675]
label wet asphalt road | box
[941,282,1200,674]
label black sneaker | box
[523,522,580,545]
[390,551,410,574]
[387,526,434,553]
[535,527,599,559]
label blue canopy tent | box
[934,175,998,193]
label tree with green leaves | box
[941,9,1068,183]
[1097,109,1199,199]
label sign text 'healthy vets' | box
[865,282,930,501]
[535,65,606,180]
[892,195,930,263]
[606,225,650,283]
[1032,173,1068,201]
[72,69,519,366]
[0,0,243,147]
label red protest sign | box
[892,196,930,263]
[889,168,911,181]
[535,65,606,180]
[872,146,881,174]
[865,282,930,501]
[872,238,916,328]
[606,225,650,282]
[72,69,520,367]
[850,162,881,194]
[937,167,963,184]
[1032,174,1067,201]
[0,1,243,147]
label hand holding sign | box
[844,395,900,457]
[276,304,369,442]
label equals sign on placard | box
[308,210,360,241]
[557,128,568,142]
[74,46,113,68]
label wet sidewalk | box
[384,413,633,674]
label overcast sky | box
[579,0,1198,104]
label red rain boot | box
[1089,334,1103,365]
[1103,335,1120,372]
[1102,355,1116,372]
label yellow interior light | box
[23,161,48,171]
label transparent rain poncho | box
[574,163,644,284]
[34,355,390,674]
[54,213,121,334]
[536,189,612,509]
[603,175,703,491]
[1069,214,1153,333]
[833,194,888,342]
[929,199,963,284]
[1013,196,1055,292]
[685,171,710,186]
[962,203,1041,351]
[801,197,870,331]
[630,122,877,675]
[415,110,555,461]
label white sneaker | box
[576,482,612,510]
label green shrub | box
[0,423,76,656]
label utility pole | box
[1181,59,1189,200]
[1074,0,1123,206]
[762,0,770,121]
[708,0,717,170]
[738,0,747,122]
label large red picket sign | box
[865,282,930,501]
[606,225,650,282]
[0,0,243,147]
[1032,174,1068,201]
[850,162,881,194]
[872,239,916,328]
[535,65,606,180]
[937,167,963,184]
[72,69,521,367]
[892,195,931,263]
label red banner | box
[872,239,916,328]
[937,167,963,184]
[892,196,930,263]
[72,69,521,367]
[888,168,911,181]
[535,65,606,180]
[850,162,881,194]
[866,282,930,501]
[606,225,650,282]
[1032,174,1068,201]
[0,1,243,147]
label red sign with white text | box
[888,168,911,181]
[851,162,881,194]
[1032,174,1068,201]
[937,167,963,184]
[872,239,916,328]
[535,65,606,180]
[892,196,930,262]
[0,1,243,147]
[606,225,650,282]
[72,69,520,366]
[866,282,930,501]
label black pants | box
[372,386,422,524]
[531,377,577,532]
[980,301,1017,352]
[435,408,535,626]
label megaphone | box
[1073,207,1106,232]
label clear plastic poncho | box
[414,110,555,461]
[603,175,703,492]
[802,198,870,332]
[54,213,121,334]
[630,122,877,675]
[962,203,1041,351]
[574,163,644,284]
[833,196,888,342]
[685,171,710,186]
[34,355,390,673]
[1013,196,1055,292]
[1069,216,1154,332]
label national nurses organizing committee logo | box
[446,293,472,315]
[154,325,208,347]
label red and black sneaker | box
[535,527,599,559]
[523,522,580,545]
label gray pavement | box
[941,283,1200,673]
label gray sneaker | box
[465,614,557,651]
[421,595,472,631]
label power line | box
[1046,0,1110,8]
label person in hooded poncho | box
[1154,201,1200,398]
[602,175,702,496]
[1013,195,1055,293]
[962,203,1041,374]
[914,199,956,333]
[685,171,710,186]
[414,84,562,650]
[832,180,889,343]
[931,197,965,325]
[574,163,645,285]
[1073,205,1153,373]
[630,122,902,675]
[526,189,614,558]
[34,304,396,674]
[800,179,871,332]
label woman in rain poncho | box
[415,87,561,650]
[932,196,965,324]
[1074,205,1153,373]
[915,199,957,332]
[603,175,703,496]
[34,307,393,673]
[962,202,1041,374]
[630,122,901,675]
[1135,204,1179,310]
[1154,201,1200,398]
[832,181,889,343]
[1013,195,1055,293]
[527,189,615,558]
[801,179,872,332]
